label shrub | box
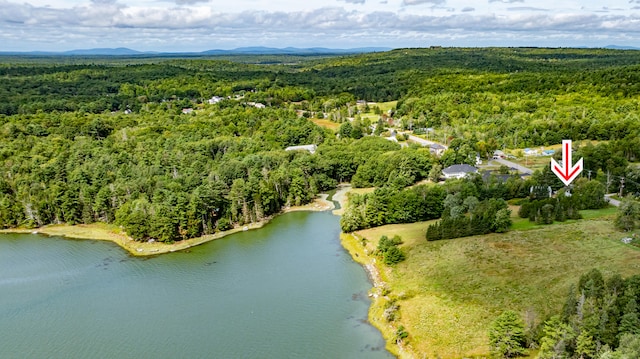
[377,235,405,265]
[216,218,233,231]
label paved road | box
[492,158,534,175]
[605,194,622,207]
[405,134,449,149]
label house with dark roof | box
[442,164,478,180]
[429,143,446,156]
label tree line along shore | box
[0,194,335,256]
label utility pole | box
[607,170,611,193]
[620,177,625,198]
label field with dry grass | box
[310,118,340,131]
[349,209,640,358]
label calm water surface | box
[0,211,392,358]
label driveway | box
[605,194,621,207]
[492,158,534,175]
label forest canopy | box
[2,48,640,241]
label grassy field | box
[312,101,397,131]
[510,206,618,231]
[503,141,609,172]
[502,155,552,172]
[360,114,381,122]
[350,209,639,358]
[310,118,340,131]
[357,101,398,121]
[373,101,398,112]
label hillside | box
[348,213,639,358]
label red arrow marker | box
[551,139,583,186]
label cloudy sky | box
[2,0,640,52]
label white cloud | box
[507,6,549,11]
[402,0,445,6]
[2,0,640,51]
[174,0,209,4]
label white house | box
[247,102,266,109]
[285,144,317,154]
[442,164,478,180]
[208,96,223,104]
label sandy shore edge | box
[0,194,334,257]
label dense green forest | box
[3,48,640,241]
[490,269,640,359]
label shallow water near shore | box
[0,211,392,358]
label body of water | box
[0,211,391,358]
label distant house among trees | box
[442,164,478,180]
[246,102,266,108]
[285,144,317,154]
[208,96,224,104]
[429,143,446,156]
[493,150,505,159]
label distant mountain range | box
[0,46,392,56]
[3,45,639,56]
[604,45,640,50]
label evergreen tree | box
[615,198,640,231]
[488,310,528,358]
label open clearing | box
[352,210,640,358]
[372,101,398,112]
[310,118,340,131]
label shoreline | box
[0,194,334,257]
[1,187,404,357]
[340,232,413,359]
